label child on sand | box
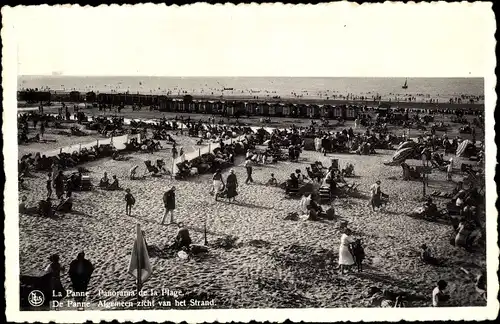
[267,173,278,186]
[432,280,450,307]
[124,189,135,216]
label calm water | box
[18,76,484,102]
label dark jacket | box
[163,190,176,210]
[68,258,94,289]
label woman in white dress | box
[338,228,355,274]
[212,169,225,200]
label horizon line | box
[18,75,485,79]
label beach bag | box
[177,251,189,260]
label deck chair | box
[144,160,161,177]
[319,186,332,202]
[156,159,173,178]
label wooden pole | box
[136,224,142,303]
[204,218,208,245]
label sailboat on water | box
[402,78,408,89]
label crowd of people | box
[17,99,487,308]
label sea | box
[18,76,484,103]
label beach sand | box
[18,134,486,308]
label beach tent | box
[456,140,472,157]
[390,147,417,164]
[397,140,417,151]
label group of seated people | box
[430,152,451,168]
[152,129,176,143]
[306,163,326,182]
[299,193,336,221]
[99,172,120,190]
[19,192,74,218]
[285,169,310,193]
[246,149,268,165]
[401,162,421,180]
[350,140,375,155]
[140,139,162,152]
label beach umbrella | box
[392,147,415,163]
[397,140,417,151]
[128,224,152,300]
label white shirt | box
[432,287,443,307]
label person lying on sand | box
[19,196,38,215]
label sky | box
[3,2,495,77]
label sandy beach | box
[18,126,486,308]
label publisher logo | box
[28,290,45,307]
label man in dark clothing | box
[244,158,254,184]
[68,252,94,303]
[172,227,192,251]
[161,186,176,224]
[46,172,53,198]
[288,146,295,161]
[40,122,45,138]
[54,171,65,199]
[172,144,178,160]
[321,136,329,156]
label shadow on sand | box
[222,200,274,210]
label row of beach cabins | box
[19,90,361,120]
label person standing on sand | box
[338,228,355,274]
[162,186,176,225]
[244,158,254,184]
[212,169,225,199]
[54,171,65,199]
[172,145,178,161]
[124,188,135,216]
[46,172,53,198]
[446,158,454,181]
[68,252,94,304]
[369,180,386,211]
[226,169,238,202]
[40,121,45,138]
[45,254,67,302]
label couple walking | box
[212,169,238,202]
